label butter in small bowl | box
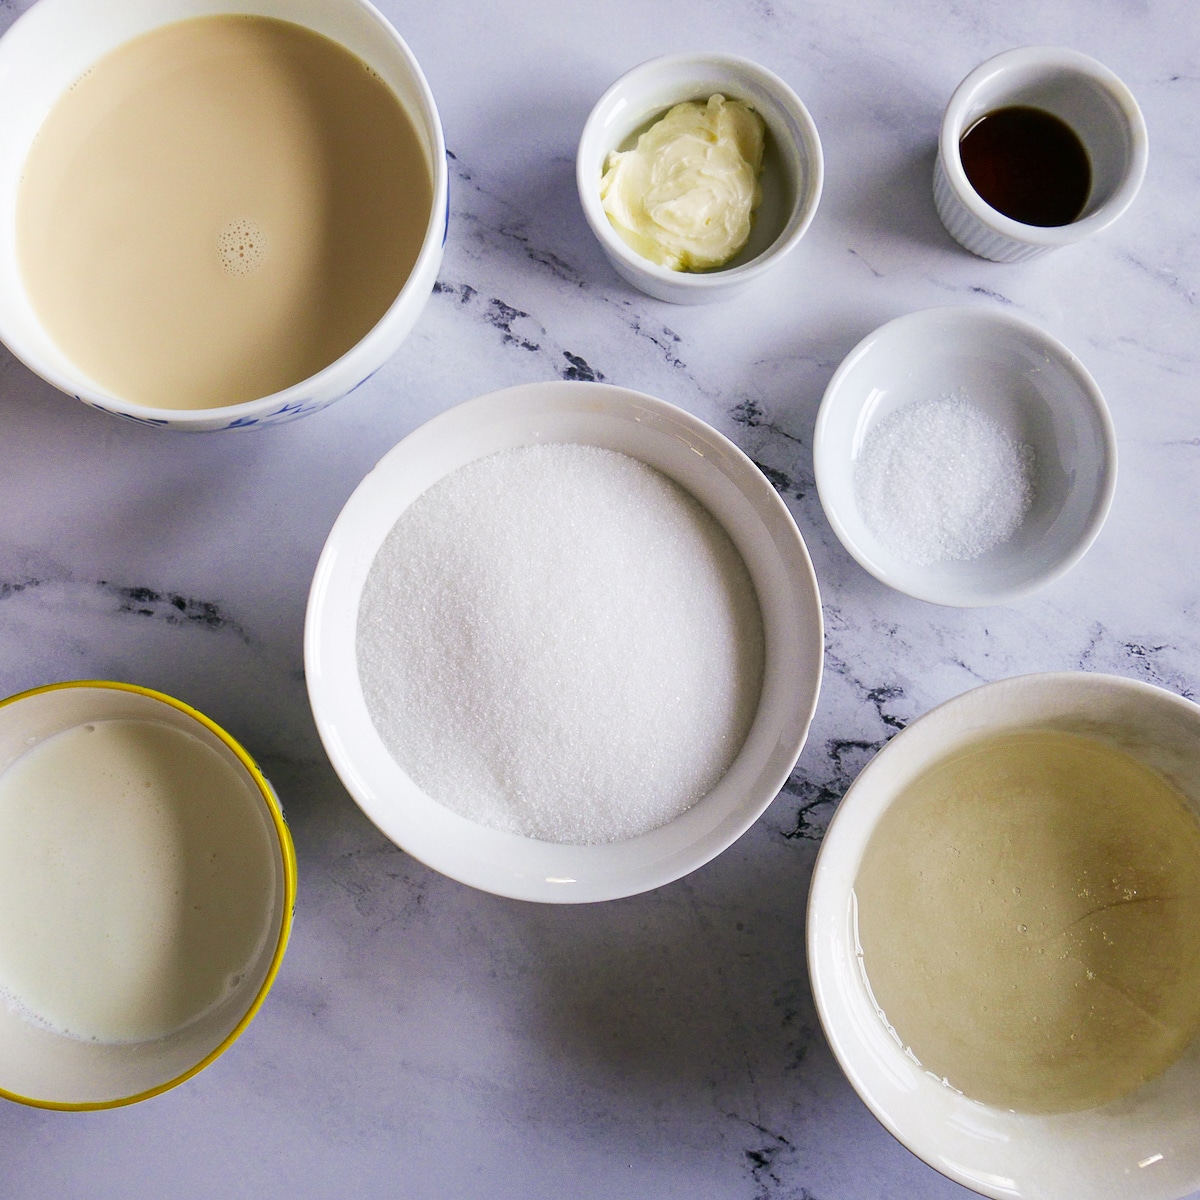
[577,54,823,305]
[600,94,766,272]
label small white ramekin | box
[934,46,1148,263]
[577,54,823,304]
[0,0,447,430]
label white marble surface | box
[0,0,1197,1196]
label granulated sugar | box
[356,443,765,845]
[854,395,1035,566]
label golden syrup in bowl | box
[854,729,1200,1114]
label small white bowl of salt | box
[306,380,824,902]
[813,306,1117,607]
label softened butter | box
[600,94,766,272]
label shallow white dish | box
[305,380,824,902]
[576,53,823,304]
[0,0,447,430]
[808,671,1200,1200]
[813,306,1116,606]
[0,680,294,1109]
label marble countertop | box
[0,0,1197,1196]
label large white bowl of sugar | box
[305,380,824,902]
[0,0,446,430]
[0,680,295,1109]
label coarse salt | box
[854,395,1035,566]
[356,443,765,845]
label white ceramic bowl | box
[305,380,824,902]
[934,46,1148,263]
[808,671,1200,1200]
[813,306,1116,606]
[0,680,295,1109]
[0,0,447,430]
[576,53,823,304]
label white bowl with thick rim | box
[305,380,824,902]
[0,0,447,431]
[813,306,1117,607]
[933,46,1148,263]
[808,671,1200,1200]
[576,53,823,304]
[0,680,295,1109]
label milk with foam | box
[17,15,432,409]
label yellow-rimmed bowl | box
[0,680,295,1109]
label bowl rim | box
[938,45,1149,249]
[576,50,824,294]
[0,679,297,1111]
[0,0,449,429]
[806,670,1200,1200]
[812,304,1118,607]
[304,379,824,903]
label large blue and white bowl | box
[0,0,447,431]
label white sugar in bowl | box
[813,306,1117,607]
[306,380,824,902]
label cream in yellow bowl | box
[0,681,295,1109]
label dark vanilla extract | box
[959,106,1091,227]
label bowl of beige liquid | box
[0,681,295,1108]
[808,672,1200,1200]
[0,0,446,430]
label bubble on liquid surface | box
[217,219,267,277]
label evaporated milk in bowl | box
[0,718,276,1043]
[16,15,433,410]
